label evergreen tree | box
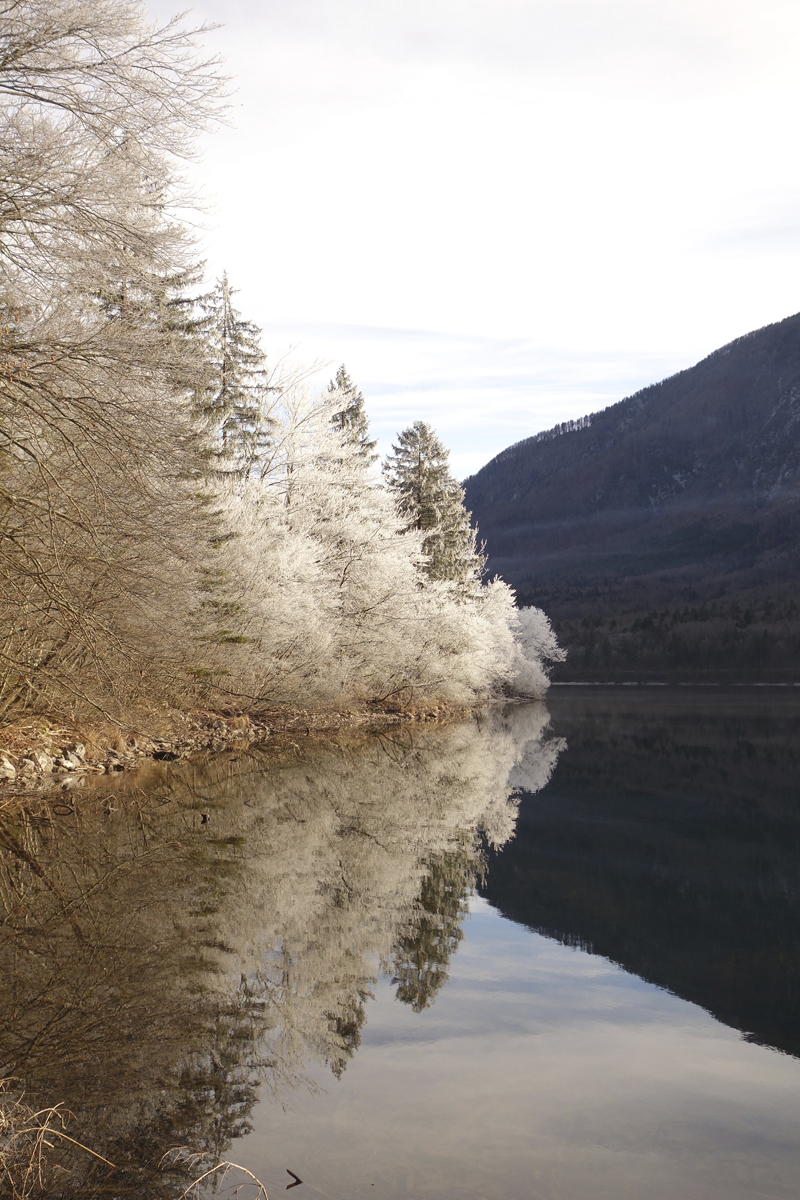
[383,420,485,590]
[327,365,378,463]
[195,273,275,477]
[390,849,475,1013]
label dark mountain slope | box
[464,312,800,678]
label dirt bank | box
[0,700,475,807]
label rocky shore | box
[0,701,470,802]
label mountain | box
[464,312,800,679]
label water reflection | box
[0,705,559,1194]
[482,689,800,1058]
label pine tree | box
[390,848,475,1012]
[383,420,485,590]
[327,365,378,463]
[195,273,275,477]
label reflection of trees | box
[391,847,476,1012]
[0,705,561,1194]
[325,986,371,1078]
[0,800,260,1197]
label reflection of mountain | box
[481,690,800,1058]
[0,707,560,1195]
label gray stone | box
[0,755,16,781]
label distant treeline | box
[518,583,800,680]
[491,413,595,466]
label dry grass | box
[0,1081,116,1198]
[1,1083,271,1199]
[163,1149,270,1198]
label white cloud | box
[152,0,800,470]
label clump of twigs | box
[0,1080,116,1198]
[163,1149,269,1198]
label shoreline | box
[0,700,478,806]
[2,680,796,805]
[550,679,800,688]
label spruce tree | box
[327,365,378,463]
[383,420,485,590]
[390,849,474,1012]
[195,273,275,477]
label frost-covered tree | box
[0,1,224,294]
[204,390,462,704]
[195,273,276,477]
[506,606,567,698]
[383,420,485,591]
[0,0,225,717]
[327,365,377,462]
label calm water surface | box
[1,690,799,1198]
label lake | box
[1,689,799,1198]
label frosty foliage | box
[383,419,486,592]
[195,380,564,709]
[327,364,377,462]
[506,606,568,699]
[193,273,275,477]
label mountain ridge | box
[464,312,800,678]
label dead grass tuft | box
[1,1084,271,1198]
[162,1149,269,1198]
[0,1080,116,1198]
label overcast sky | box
[155,0,800,477]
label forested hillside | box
[464,313,800,678]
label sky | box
[243,901,800,1200]
[154,0,800,478]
